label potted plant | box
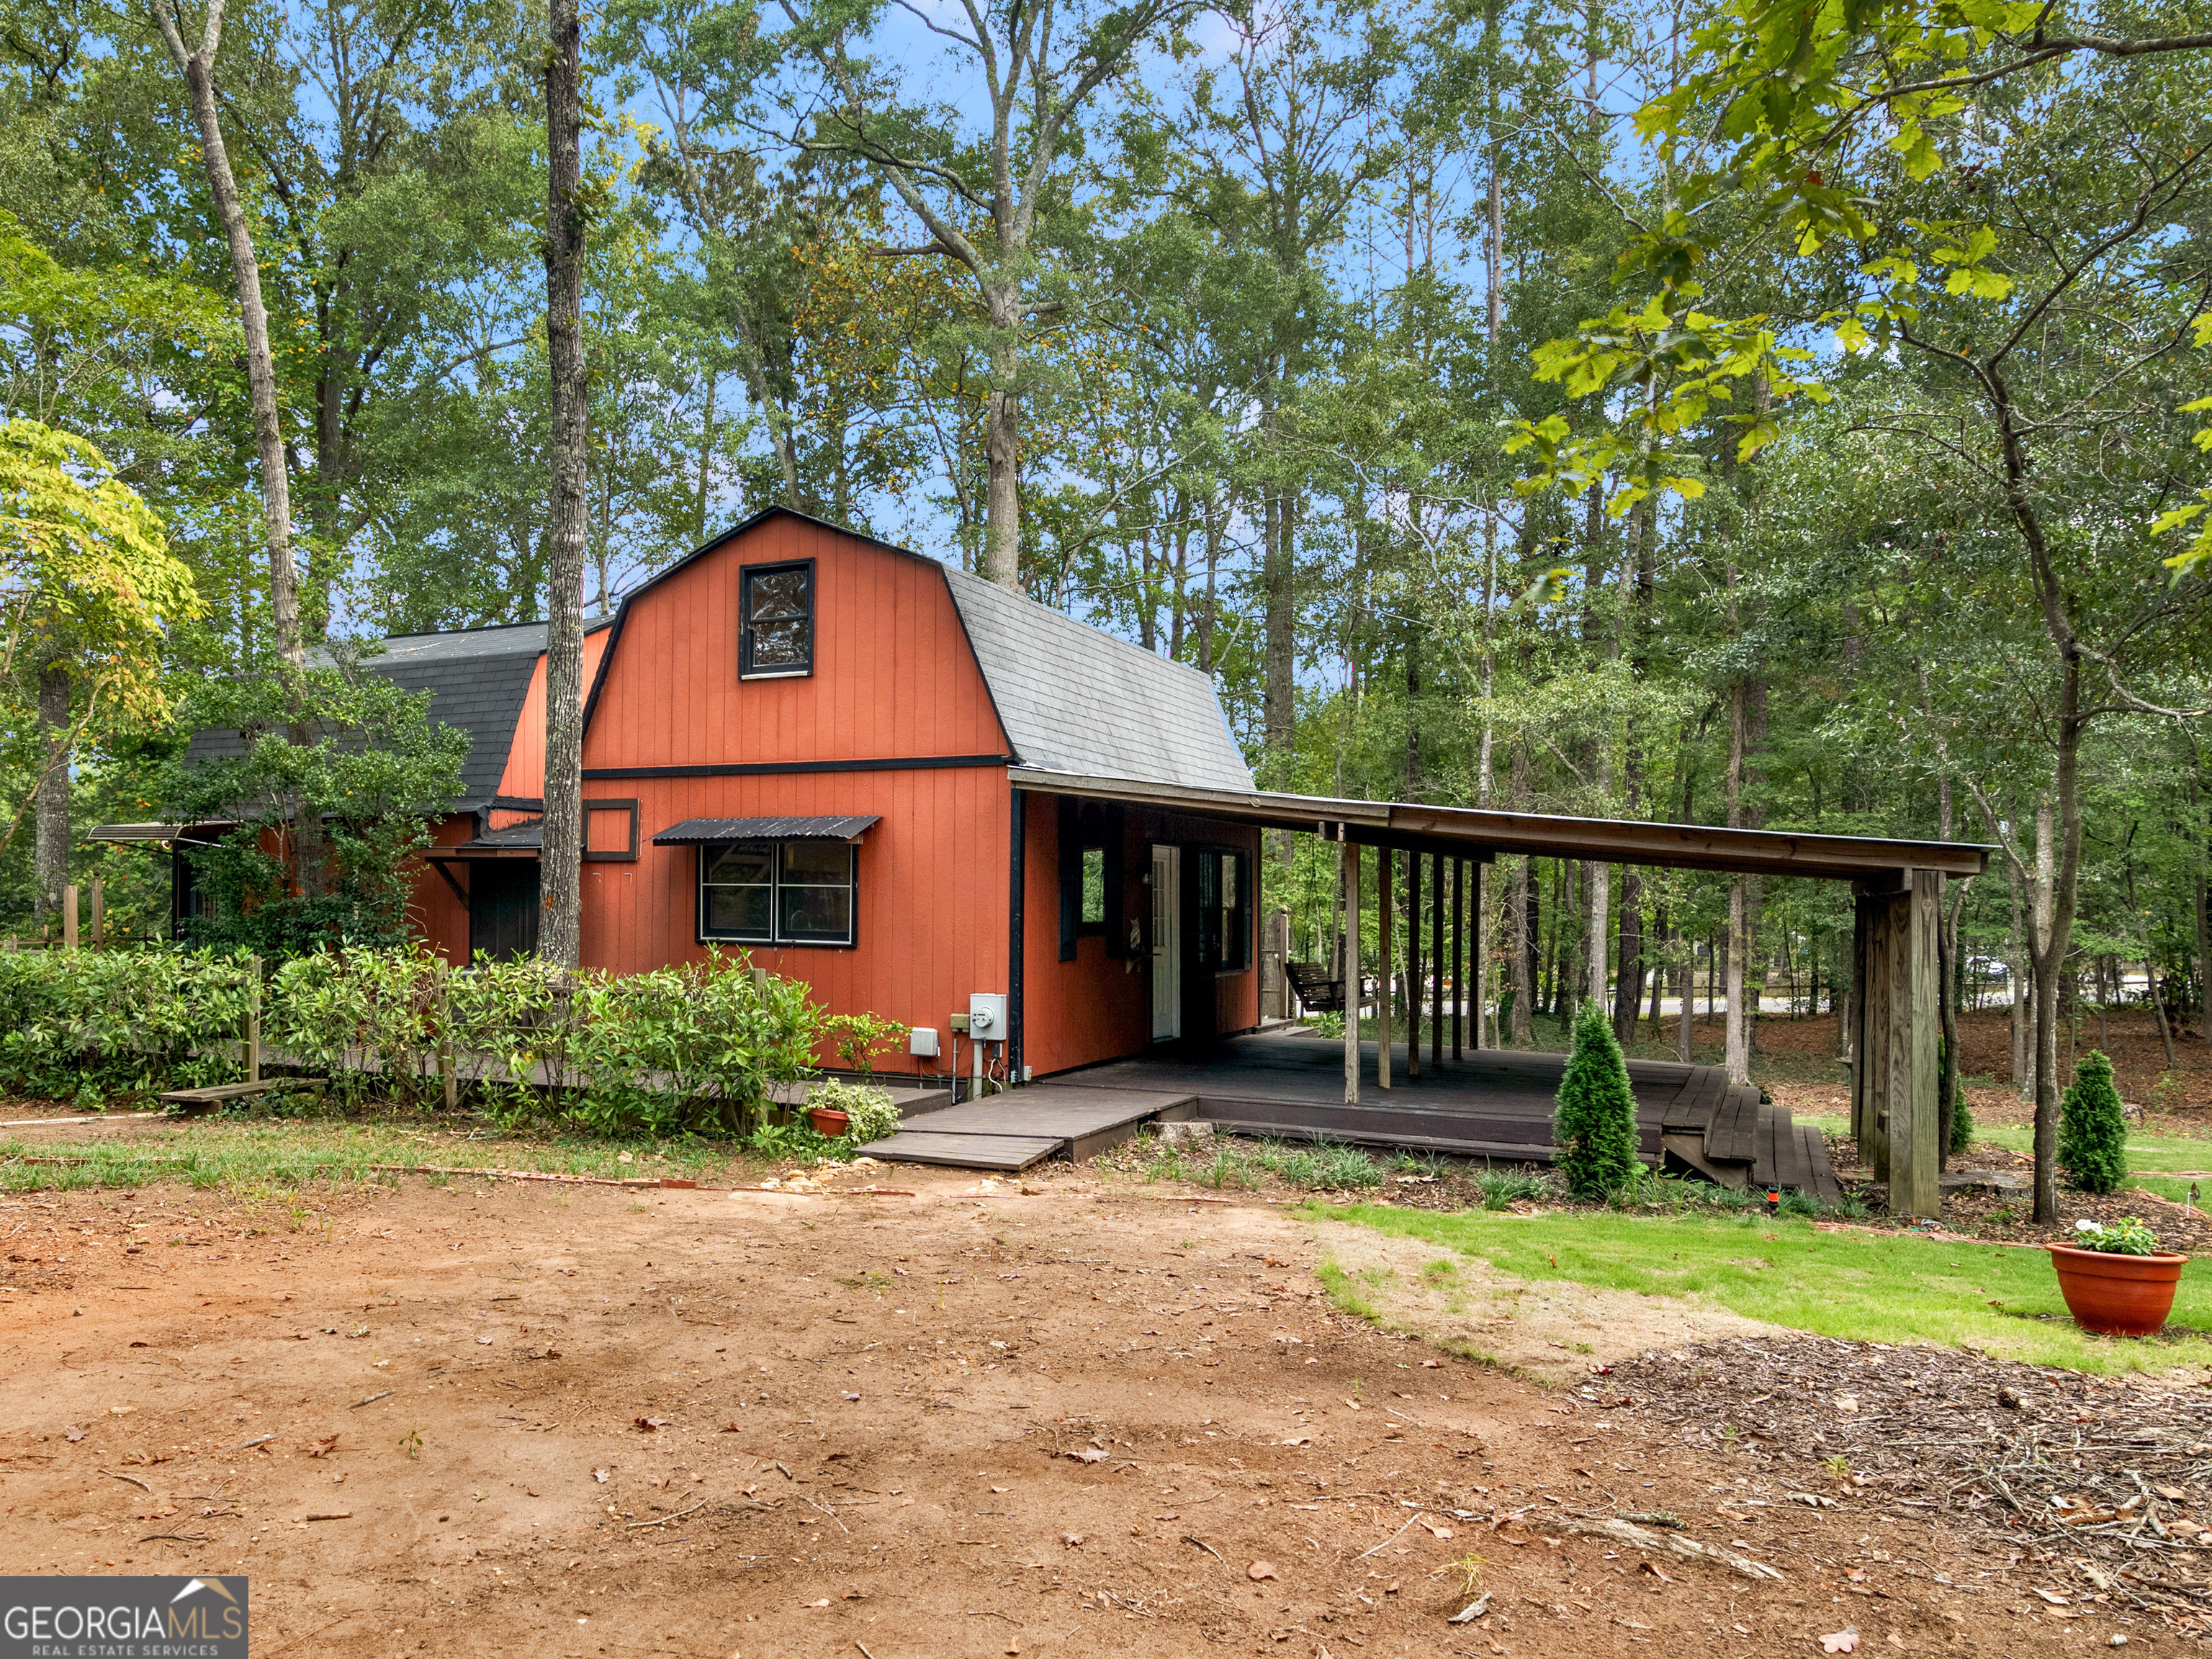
[2047,1217,2190,1337]
[804,1078,903,1144]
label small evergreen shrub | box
[1553,999,1642,1197]
[2058,1050,2128,1195]
[1948,1088,1975,1154]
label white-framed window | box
[698,840,855,946]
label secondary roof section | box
[1007,767,1991,882]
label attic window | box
[739,559,814,678]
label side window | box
[1080,847,1107,927]
[1210,850,1250,971]
[739,559,814,678]
[697,838,856,946]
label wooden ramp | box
[1068,1031,1841,1198]
[854,1084,1197,1172]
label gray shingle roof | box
[943,568,1252,792]
[184,621,601,811]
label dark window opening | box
[1197,848,1251,972]
[740,559,814,678]
[698,839,855,945]
[1080,847,1106,927]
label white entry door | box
[1150,843,1181,1041]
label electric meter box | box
[908,1026,940,1058]
[967,993,1008,1041]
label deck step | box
[854,1131,1063,1172]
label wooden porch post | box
[1888,871,1943,1219]
[1863,884,1894,1184]
[1378,848,1393,1090]
[1452,858,1465,1060]
[1341,833,1361,1105]
[1406,850,1421,1079]
[1430,850,1444,1068]
[1849,890,1873,1147]
[1470,859,1483,1051]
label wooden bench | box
[156,1079,321,1113]
[1286,961,1373,1015]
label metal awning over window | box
[653,815,880,845]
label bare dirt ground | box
[0,1151,2179,1659]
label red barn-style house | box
[184,508,1264,1086]
[162,507,1984,1201]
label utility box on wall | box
[967,993,1007,1042]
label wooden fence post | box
[62,886,78,948]
[89,879,104,947]
[440,979,458,1113]
[245,956,262,1084]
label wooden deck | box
[855,1029,1838,1197]
[1071,1030,1840,1198]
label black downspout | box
[1009,786,1025,1085]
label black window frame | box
[738,557,815,680]
[1196,846,1251,974]
[696,837,858,948]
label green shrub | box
[0,948,256,1100]
[1552,999,1642,1197]
[1948,1087,1975,1154]
[2058,1049,2128,1195]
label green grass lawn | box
[1303,1200,2212,1375]
[1801,1113,2212,1204]
[0,1117,763,1195]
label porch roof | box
[1006,768,1990,884]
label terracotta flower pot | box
[2046,1243,2188,1337]
[806,1107,851,1138]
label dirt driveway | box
[0,1160,2136,1656]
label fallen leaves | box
[2032,1588,2070,1606]
[1832,1395,1859,1414]
[1820,1629,1859,1654]
[592,1467,611,1483]
[1061,1532,1084,1548]
[632,1417,670,1432]
[1068,1447,1108,1465]
[1247,1561,1278,1581]
[303,1435,338,1458]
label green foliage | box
[2,943,823,1136]
[808,1077,901,1143]
[2072,1216,2162,1256]
[824,1012,906,1079]
[2059,1051,2129,1195]
[156,661,469,956]
[0,946,253,1101]
[1948,1087,1975,1155]
[1552,1000,1642,1198]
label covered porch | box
[998,768,1990,1213]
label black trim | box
[1010,788,1025,1080]
[583,798,641,862]
[584,753,1009,781]
[739,557,816,678]
[1057,794,1079,963]
[490,794,544,813]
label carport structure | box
[1010,768,1991,1217]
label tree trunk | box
[151,0,302,673]
[32,663,69,925]
[539,0,588,972]
[982,283,1022,590]
[2030,791,2061,1223]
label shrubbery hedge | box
[0,944,826,1135]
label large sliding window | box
[698,840,855,946]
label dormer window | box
[740,559,814,678]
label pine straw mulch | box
[1613,1334,2212,1637]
